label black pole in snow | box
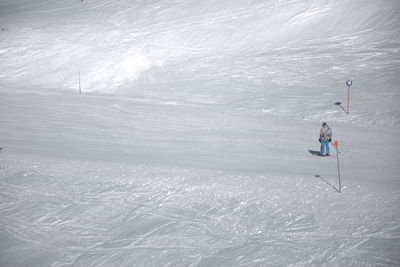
[79,70,82,95]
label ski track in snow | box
[1,153,400,267]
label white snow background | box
[0,0,400,266]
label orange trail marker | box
[333,140,339,148]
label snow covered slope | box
[1,0,399,126]
[1,92,400,267]
[0,0,400,266]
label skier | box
[319,122,332,156]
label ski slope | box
[1,0,400,266]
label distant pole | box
[333,140,342,193]
[346,80,352,114]
[79,70,81,94]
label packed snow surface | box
[1,0,400,266]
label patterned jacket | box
[320,126,332,141]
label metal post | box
[333,141,341,193]
[347,85,350,114]
[345,80,352,115]
[79,70,81,95]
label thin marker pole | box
[347,85,350,114]
[79,70,81,95]
[333,141,342,193]
[345,80,352,115]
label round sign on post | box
[345,80,352,114]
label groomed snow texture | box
[0,0,400,266]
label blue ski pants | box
[320,140,330,156]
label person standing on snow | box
[319,122,332,156]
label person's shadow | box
[308,150,322,156]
